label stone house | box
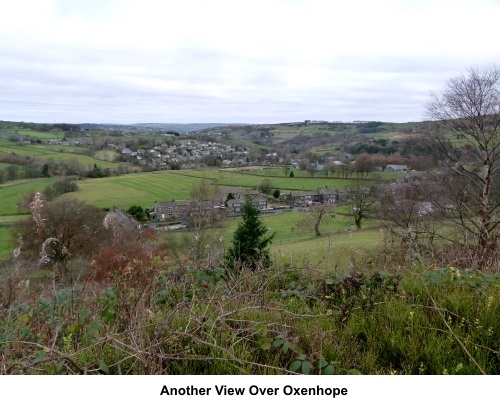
[286,187,339,207]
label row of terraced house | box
[153,187,341,222]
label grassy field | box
[0,178,56,215]
[239,211,380,270]
[234,167,399,181]
[270,227,382,270]
[181,169,370,190]
[0,127,65,141]
[161,209,382,272]
[0,214,29,224]
[61,172,204,209]
[0,141,77,156]
[0,227,13,259]
[0,142,125,170]
[94,150,119,161]
[207,210,368,242]
[52,169,373,211]
[0,178,52,256]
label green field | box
[0,178,56,215]
[213,210,365,242]
[161,209,382,272]
[61,172,204,209]
[0,141,125,170]
[52,169,372,211]
[94,150,119,161]
[0,214,29,224]
[235,211,380,269]
[0,128,65,141]
[181,169,370,190]
[0,227,13,259]
[234,167,398,181]
[270,227,382,270]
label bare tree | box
[298,158,310,171]
[346,185,379,229]
[423,65,500,268]
[294,203,335,237]
[306,162,317,177]
[378,182,441,260]
[13,198,113,282]
[322,164,331,177]
[354,153,374,178]
[186,179,224,270]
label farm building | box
[385,164,407,172]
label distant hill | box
[75,123,241,133]
[77,123,143,131]
[196,121,421,154]
[132,123,243,133]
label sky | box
[2,0,500,125]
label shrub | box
[43,176,79,200]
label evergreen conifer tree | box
[225,197,274,273]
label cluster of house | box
[46,139,89,146]
[154,188,266,221]
[119,140,250,169]
[153,186,342,222]
[285,187,339,207]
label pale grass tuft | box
[12,234,23,259]
[39,237,69,265]
[29,192,45,233]
[103,211,122,245]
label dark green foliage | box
[126,205,147,221]
[347,142,398,155]
[357,121,382,133]
[224,192,235,206]
[289,171,294,177]
[42,164,50,178]
[273,189,280,199]
[85,164,109,178]
[225,197,274,272]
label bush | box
[0,264,497,375]
[43,176,79,200]
[126,205,147,221]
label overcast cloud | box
[1,0,500,124]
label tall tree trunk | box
[354,215,362,229]
[475,165,493,268]
[314,209,325,237]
